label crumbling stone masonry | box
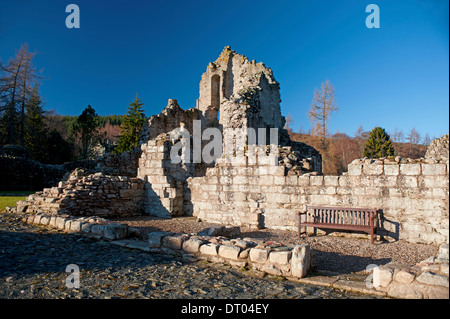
[12,47,449,247]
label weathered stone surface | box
[261,264,283,276]
[81,222,93,233]
[69,220,82,232]
[440,263,449,275]
[394,270,416,285]
[182,238,204,254]
[374,267,393,288]
[218,245,241,260]
[427,285,449,299]
[290,244,311,278]
[199,243,219,256]
[416,271,449,288]
[388,283,424,299]
[90,224,105,235]
[438,243,449,261]
[162,234,187,250]
[148,231,173,248]
[269,250,292,265]
[40,216,50,225]
[249,248,269,263]
[425,135,449,161]
[55,217,67,230]
[103,223,128,240]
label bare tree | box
[408,127,421,145]
[0,44,41,145]
[422,133,432,146]
[284,113,294,134]
[391,128,405,143]
[308,79,338,151]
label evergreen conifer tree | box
[363,126,395,158]
[114,95,146,154]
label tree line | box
[0,44,146,164]
[285,80,433,175]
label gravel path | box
[0,212,384,299]
[112,215,437,275]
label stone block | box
[55,217,67,230]
[394,270,416,284]
[416,271,449,288]
[103,223,128,240]
[388,283,424,299]
[398,176,418,188]
[421,163,446,176]
[148,231,173,248]
[69,220,82,232]
[162,234,187,250]
[363,164,383,175]
[249,248,269,263]
[182,238,204,254]
[374,267,393,288]
[81,222,93,233]
[26,215,35,224]
[383,164,399,176]
[49,216,57,227]
[309,176,323,186]
[199,243,219,256]
[400,164,421,175]
[218,245,241,260]
[347,164,362,176]
[33,214,42,224]
[438,243,449,260]
[269,250,292,265]
[427,285,449,299]
[261,264,283,276]
[40,216,50,226]
[290,244,311,278]
[324,176,339,186]
[90,224,105,235]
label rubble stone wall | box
[15,172,145,218]
[189,156,449,245]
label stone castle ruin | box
[14,47,449,246]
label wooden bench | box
[298,205,378,244]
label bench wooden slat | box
[299,205,378,244]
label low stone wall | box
[189,156,449,245]
[371,244,449,299]
[11,209,314,280]
[146,229,314,279]
[14,211,132,241]
[8,208,448,298]
[15,172,145,218]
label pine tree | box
[363,126,395,158]
[114,95,146,154]
[24,85,47,161]
[73,105,104,160]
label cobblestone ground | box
[0,213,384,299]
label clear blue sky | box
[0,0,448,140]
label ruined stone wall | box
[140,99,200,142]
[15,172,145,218]
[137,135,194,218]
[189,156,449,245]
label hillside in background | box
[289,131,427,175]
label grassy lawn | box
[0,191,34,212]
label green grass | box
[0,196,26,212]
